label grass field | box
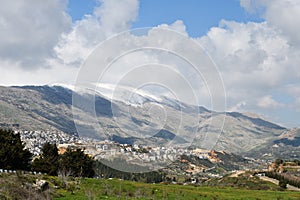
[55,178,300,200]
[1,173,300,199]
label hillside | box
[244,128,300,159]
[0,85,291,158]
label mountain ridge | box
[0,85,295,158]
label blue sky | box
[68,0,98,21]
[68,0,262,37]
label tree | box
[294,159,300,166]
[275,159,283,166]
[32,142,59,175]
[279,179,287,189]
[60,148,95,178]
[0,129,32,170]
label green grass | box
[1,173,300,200]
[55,178,300,200]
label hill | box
[245,128,300,159]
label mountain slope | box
[0,85,290,157]
[246,128,300,159]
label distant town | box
[17,129,269,176]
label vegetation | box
[1,173,300,200]
[266,159,300,188]
[0,129,32,170]
[32,142,59,176]
[0,173,53,200]
[31,143,164,181]
[266,171,300,188]
[0,129,94,178]
[0,129,163,182]
[95,159,165,183]
[279,179,287,189]
[59,148,95,178]
[2,129,300,199]
[32,143,95,178]
[205,171,284,191]
[55,178,300,200]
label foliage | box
[266,171,300,188]
[32,143,95,178]
[275,159,284,166]
[60,148,95,178]
[94,159,165,183]
[0,129,32,170]
[279,179,287,189]
[32,142,59,175]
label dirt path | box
[229,170,245,177]
[259,176,300,191]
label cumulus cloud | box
[240,0,300,46]
[189,0,300,126]
[54,0,139,66]
[94,0,139,36]
[0,0,71,68]
[198,19,298,109]
[0,0,140,85]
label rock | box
[34,179,49,192]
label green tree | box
[279,179,287,189]
[60,148,95,178]
[275,158,283,166]
[0,129,32,170]
[32,142,59,175]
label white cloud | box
[0,0,71,67]
[0,59,77,86]
[257,95,283,109]
[94,0,139,36]
[197,19,299,113]
[0,0,140,85]
[240,0,300,46]
[54,0,139,66]
[229,101,247,112]
[157,20,188,36]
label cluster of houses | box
[17,130,214,165]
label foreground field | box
[56,178,300,200]
[1,173,300,199]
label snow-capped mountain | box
[0,85,293,158]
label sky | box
[0,0,300,128]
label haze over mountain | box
[0,85,298,159]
